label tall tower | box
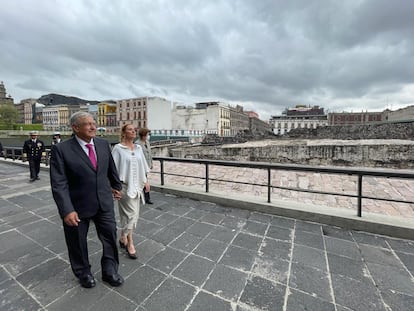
[0,81,6,98]
[0,81,14,105]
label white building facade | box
[269,105,328,135]
[42,105,80,131]
[383,105,414,122]
[172,102,232,137]
[117,96,172,130]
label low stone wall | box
[286,121,414,140]
[168,139,414,169]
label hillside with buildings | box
[2,80,414,146]
[37,94,100,106]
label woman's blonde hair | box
[120,124,134,141]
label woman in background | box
[112,124,150,259]
[136,127,153,204]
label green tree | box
[0,104,20,127]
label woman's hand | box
[112,189,122,200]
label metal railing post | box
[205,163,209,193]
[267,168,271,203]
[357,174,363,217]
[160,160,165,186]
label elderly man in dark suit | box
[50,111,124,288]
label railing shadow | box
[152,156,414,218]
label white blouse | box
[112,143,150,199]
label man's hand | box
[144,182,150,193]
[64,211,81,226]
[112,189,122,200]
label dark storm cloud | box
[1,0,414,120]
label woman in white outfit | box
[112,124,150,259]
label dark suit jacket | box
[50,136,122,219]
[23,139,45,160]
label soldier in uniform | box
[23,131,46,182]
[51,132,62,145]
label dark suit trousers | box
[63,208,119,278]
[28,159,41,179]
[143,187,151,203]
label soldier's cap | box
[29,131,39,135]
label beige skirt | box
[118,184,141,234]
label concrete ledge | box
[152,184,414,240]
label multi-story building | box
[33,102,45,124]
[0,81,14,106]
[98,101,117,133]
[21,99,37,124]
[244,110,272,135]
[83,103,98,121]
[383,106,414,122]
[117,96,172,130]
[172,102,232,137]
[229,105,249,136]
[42,105,80,131]
[168,104,207,137]
[14,102,25,123]
[328,111,383,125]
[269,105,328,135]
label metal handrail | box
[2,146,413,218]
[153,156,414,217]
[2,146,51,166]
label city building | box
[269,105,328,135]
[383,105,414,122]
[14,102,25,123]
[42,104,79,131]
[172,102,231,137]
[328,111,383,125]
[117,96,172,131]
[243,111,272,136]
[21,99,37,124]
[84,103,98,121]
[33,102,45,124]
[229,105,250,136]
[98,101,117,133]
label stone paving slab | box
[1,162,414,311]
[149,161,414,218]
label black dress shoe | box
[79,274,96,288]
[146,200,154,204]
[126,247,137,260]
[29,178,35,182]
[35,176,40,180]
[102,273,124,287]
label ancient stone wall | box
[168,139,414,169]
[285,121,414,140]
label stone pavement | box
[1,162,414,311]
[150,161,414,218]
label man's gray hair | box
[69,111,93,126]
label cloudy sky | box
[1,0,414,120]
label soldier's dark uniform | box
[23,132,45,182]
